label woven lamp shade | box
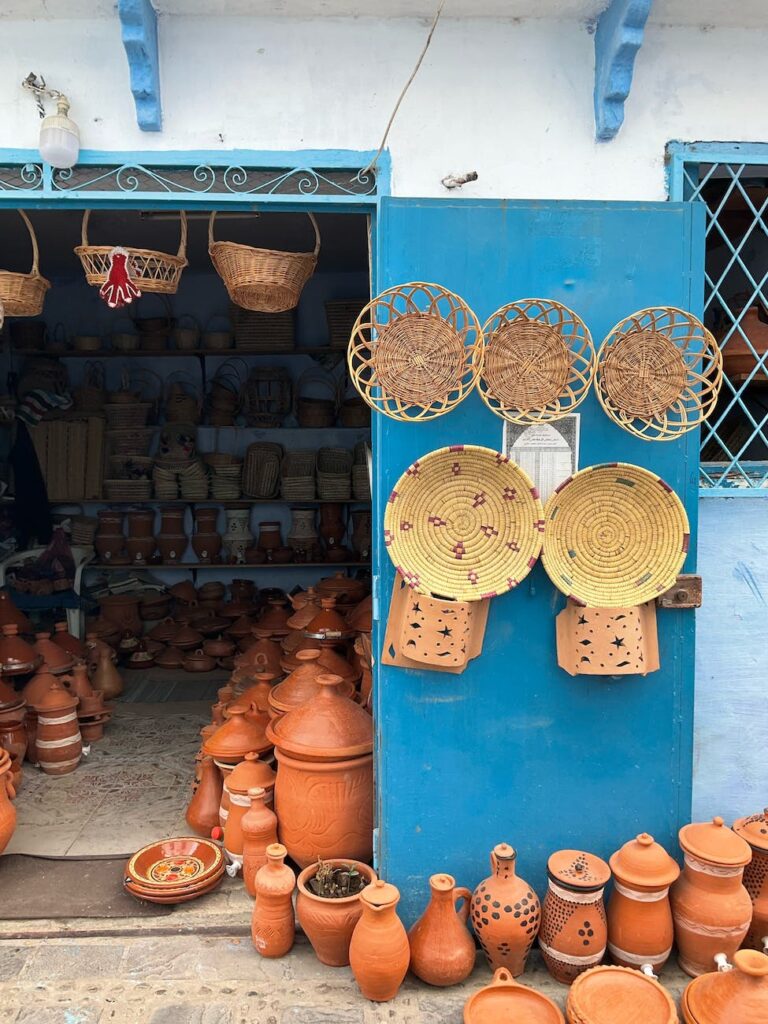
[596,306,723,441]
[478,298,596,423]
[348,281,483,421]
[542,462,689,607]
[384,445,544,601]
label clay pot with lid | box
[296,859,378,967]
[681,948,768,1024]
[566,963,678,1024]
[733,809,768,952]
[52,621,86,658]
[463,967,565,1024]
[286,588,320,629]
[0,749,17,854]
[671,815,753,977]
[32,632,73,675]
[316,572,367,607]
[170,580,198,604]
[350,879,410,1002]
[251,843,296,959]
[607,832,680,973]
[268,649,355,718]
[408,873,475,987]
[235,673,276,715]
[33,680,82,776]
[169,624,204,650]
[304,597,355,642]
[281,641,359,683]
[0,591,32,634]
[540,849,611,984]
[183,648,216,673]
[203,636,235,659]
[227,614,255,642]
[155,645,185,670]
[471,843,541,977]
[235,637,282,679]
[204,706,272,764]
[217,751,276,830]
[0,625,41,677]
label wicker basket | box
[73,361,106,413]
[280,449,316,501]
[104,402,152,430]
[109,454,154,480]
[295,367,338,427]
[70,515,98,546]
[164,374,202,424]
[0,211,51,317]
[352,441,371,501]
[326,298,367,350]
[75,210,188,295]
[242,367,292,427]
[242,442,283,499]
[104,478,153,501]
[317,446,353,500]
[106,427,156,458]
[172,314,200,351]
[231,304,295,352]
[339,393,371,428]
[209,212,320,313]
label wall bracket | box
[594,0,653,141]
[117,0,162,132]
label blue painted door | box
[373,198,705,924]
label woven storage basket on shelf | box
[104,479,153,501]
[352,441,371,500]
[0,211,51,317]
[280,449,316,501]
[73,361,106,413]
[209,212,320,313]
[230,304,295,352]
[75,210,188,295]
[106,427,155,458]
[384,445,544,601]
[109,455,153,480]
[242,367,292,427]
[104,402,152,430]
[164,374,202,424]
[71,515,98,546]
[479,298,596,424]
[349,281,483,421]
[295,367,338,427]
[326,298,367,350]
[317,446,353,500]
[541,462,690,607]
[595,307,723,441]
[242,442,283,499]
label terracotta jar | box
[33,632,74,675]
[681,947,768,1024]
[0,625,41,676]
[733,809,768,952]
[185,755,223,839]
[567,964,678,1024]
[350,510,372,560]
[471,843,541,976]
[204,707,272,765]
[408,872,475,986]
[97,509,123,534]
[94,533,125,562]
[52,621,86,658]
[607,832,680,972]
[540,849,611,984]
[671,815,753,977]
[126,536,156,564]
[251,843,296,958]
[33,680,82,775]
[217,752,275,831]
[230,579,256,602]
[0,750,17,854]
[99,594,142,634]
[126,510,155,538]
[192,508,222,563]
[350,879,410,1002]
[91,645,124,700]
[296,860,378,967]
[257,521,282,553]
[268,649,354,718]
[157,533,187,563]
[0,591,32,633]
[319,504,346,549]
[241,787,279,896]
[222,757,276,873]
[159,506,185,535]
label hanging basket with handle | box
[75,210,188,294]
[0,211,51,317]
[208,211,320,313]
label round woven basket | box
[542,462,689,607]
[0,211,51,317]
[75,210,188,295]
[595,307,723,441]
[383,445,544,601]
[479,298,595,423]
[348,282,483,421]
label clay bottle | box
[251,843,296,958]
[350,879,410,1002]
[185,755,223,837]
[471,843,541,976]
[91,646,124,700]
[241,787,279,898]
[408,873,475,986]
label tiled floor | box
[6,701,208,857]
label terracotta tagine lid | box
[183,648,216,672]
[235,673,276,713]
[346,595,372,633]
[547,850,611,891]
[316,572,367,605]
[268,649,355,716]
[463,966,565,1024]
[0,591,32,633]
[609,833,680,889]
[281,642,359,683]
[221,599,256,620]
[52,621,86,657]
[567,964,678,1024]
[155,645,185,669]
[304,597,355,641]
[0,625,42,676]
[733,809,768,852]
[682,949,768,1024]
[169,624,204,650]
[227,614,255,641]
[203,705,272,760]
[33,678,78,714]
[360,877,400,909]
[22,663,60,705]
[236,637,282,677]
[266,674,373,761]
[286,589,320,629]
[169,580,198,604]
[679,815,752,867]
[0,676,23,710]
[257,599,292,637]
[224,750,276,796]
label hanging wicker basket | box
[541,462,690,607]
[479,298,596,423]
[348,282,483,421]
[0,211,51,317]
[208,212,320,313]
[595,306,723,441]
[75,210,188,295]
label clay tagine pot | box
[733,809,768,952]
[33,680,82,776]
[203,706,272,763]
[346,594,372,634]
[155,645,185,670]
[681,948,768,1024]
[463,967,565,1024]
[148,617,178,644]
[227,614,255,642]
[221,599,256,621]
[0,591,32,633]
[204,636,236,659]
[304,597,355,642]
[286,588,320,629]
[316,572,367,607]
[540,849,611,984]
[266,674,372,762]
[21,663,59,706]
[566,964,678,1024]
[235,637,283,679]
[51,621,86,658]
[184,648,216,673]
[0,625,42,676]
[268,649,355,718]
[33,632,74,675]
[169,580,198,604]
[169,624,204,650]
[281,641,359,684]
[257,599,292,638]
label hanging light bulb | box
[38,95,80,170]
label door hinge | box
[657,573,702,609]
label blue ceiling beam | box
[117,0,162,132]
[594,0,653,141]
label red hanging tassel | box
[99,247,142,309]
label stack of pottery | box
[251,843,296,958]
[192,508,222,563]
[0,625,41,676]
[296,859,378,967]
[124,837,225,905]
[203,705,272,765]
[304,596,355,644]
[0,678,26,790]
[67,661,110,741]
[94,509,126,563]
[471,843,541,976]
[126,510,156,565]
[681,948,768,1024]
[33,679,82,775]
[157,507,188,564]
[349,879,410,1002]
[566,963,678,1024]
[21,661,61,763]
[733,809,768,953]
[268,649,355,718]
[216,750,275,835]
[0,746,17,854]
[224,509,252,565]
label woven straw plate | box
[348,282,483,421]
[595,306,723,441]
[542,462,689,607]
[384,445,544,601]
[479,298,595,423]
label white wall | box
[1,15,768,199]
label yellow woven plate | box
[384,445,544,601]
[542,462,689,607]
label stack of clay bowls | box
[124,837,225,904]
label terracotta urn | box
[681,948,768,1024]
[408,872,475,986]
[251,843,296,958]
[33,680,82,775]
[192,508,222,563]
[319,504,346,549]
[607,832,680,972]
[0,591,32,633]
[540,849,611,984]
[567,963,678,1024]
[99,594,142,634]
[463,967,565,1024]
[0,749,17,854]
[52,621,86,658]
[671,815,753,976]
[91,645,124,700]
[268,649,355,718]
[0,625,41,676]
[734,809,768,952]
[241,787,279,896]
[350,879,410,1002]
[204,707,272,764]
[471,843,541,976]
[296,860,378,967]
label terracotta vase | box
[185,755,223,837]
[471,843,541,977]
[192,508,222,563]
[33,632,73,675]
[0,750,17,854]
[681,947,768,1024]
[91,646,124,700]
[52,621,86,658]
[671,815,753,977]
[33,680,82,775]
[0,625,41,676]
[0,591,32,633]
[241,787,279,896]
[607,832,680,972]
[126,510,155,538]
[408,872,475,986]
[539,849,611,984]
[251,843,296,958]
[734,810,768,953]
[99,594,142,634]
[319,504,346,549]
[296,860,378,967]
[350,879,410,1002]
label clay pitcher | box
[185,755,222,837]
[0,750,17,854]
[251,843,296,958]
[350,879,410,1002]
[91,646,124,700]
[471,842,541,977]
[408,872,475,986]
[734,809,768,953]
[241,787,279,897]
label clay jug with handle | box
[241,787,279,898]
[251,843,296,958]
[350,879,410,1002]
[408,872,475,986]
[185,755,222,837]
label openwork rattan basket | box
[0,211,51,317]
[209,212,320,313]
[542,462,690,607]
[479,298,595,423]
[348,282,483,421]
[384,445,544,601]
[595,306,723,441]
[75,210,188,295]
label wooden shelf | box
[49,498,371,506]
[14,348,345,359]
[87,561,369,571]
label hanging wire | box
[22,72,65,119]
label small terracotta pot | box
[297,860,377,966]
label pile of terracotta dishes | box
[463,967,564,1023]
[123,837,225,904]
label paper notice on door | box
[503,415,580,504]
